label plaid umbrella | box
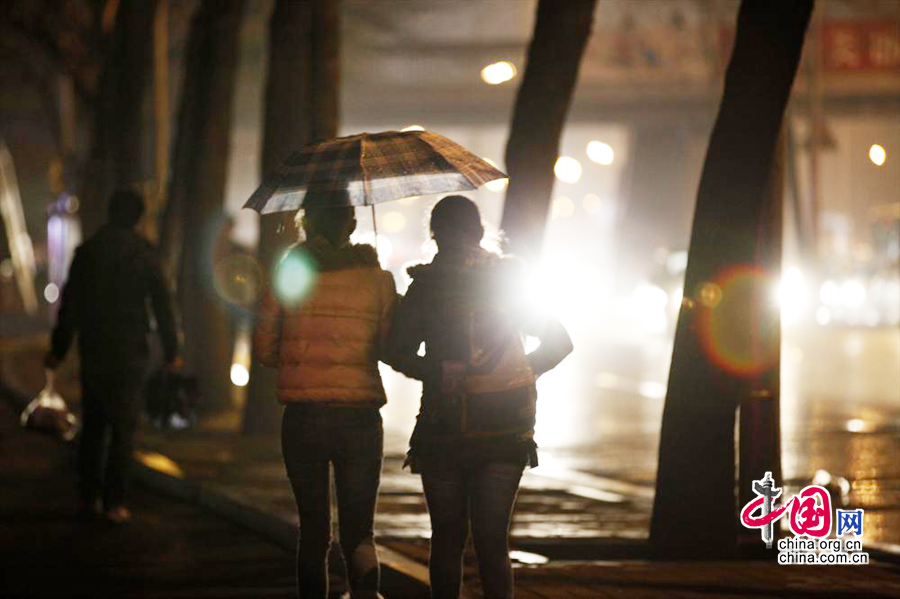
[243,130,508,214]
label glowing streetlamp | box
[480,61,516,85]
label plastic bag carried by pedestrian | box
[145,369,199,430]
[20,369,79,441]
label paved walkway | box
[4,335,900,597]
[6,398,900,598]
[0,398,300,599]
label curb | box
[131,453,434,597]
[0,377,434,597]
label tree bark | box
[162,0,245,413]
[80,0,158,237]
[650,0,812,557]
[242,0,340,434]
[501,0,595,261]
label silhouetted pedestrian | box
[389,196,572,599]
[254,203,396,599]
[45,189,181,523]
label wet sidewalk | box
[5,398,900,598]
[0,398,300,598]
[3,336,900,597]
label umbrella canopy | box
[244,130,507,214]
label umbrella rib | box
[361,136,380,255]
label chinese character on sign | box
[868,29,900,69]
[836,509,864,537]
[822,21,900,72]
[828,28,864,70]
[741,476,834,547]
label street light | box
[480,61,516,85]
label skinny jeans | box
[281,403,383,599]
[420,457,524,599]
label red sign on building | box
[822,21,900,72]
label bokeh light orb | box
[230,363,250,387]
[381,211,407,233]
[582,193,602,215]
[273,248,317,308]
[480,60,516,85]
[44,283,60,303]
[869,144,886,166]
[698,282,722,308]
[553,156,582,184]
[551,196,575,219]
[586,141,615,165]
[214,254,263,307]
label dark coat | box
[50,224,179,369]
[388,247,573,470]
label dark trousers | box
[281,403,384,599]
[78,363,146,509]
[421,459,524,599]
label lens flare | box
[273,248,317,308]
[696,265,779,377]
[214,254,263,306]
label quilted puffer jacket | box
[253,238,397,406]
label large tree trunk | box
[80,0,158,237]
[500,0,595,261]
[163,0,245,413]
[242,0,339,434]
[650,0,812,557]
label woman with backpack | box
[388,195,573,598]
[254,203,397,599]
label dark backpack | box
[427,262,537,438]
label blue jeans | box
[420,458,524,599]
[281,404,383,599]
